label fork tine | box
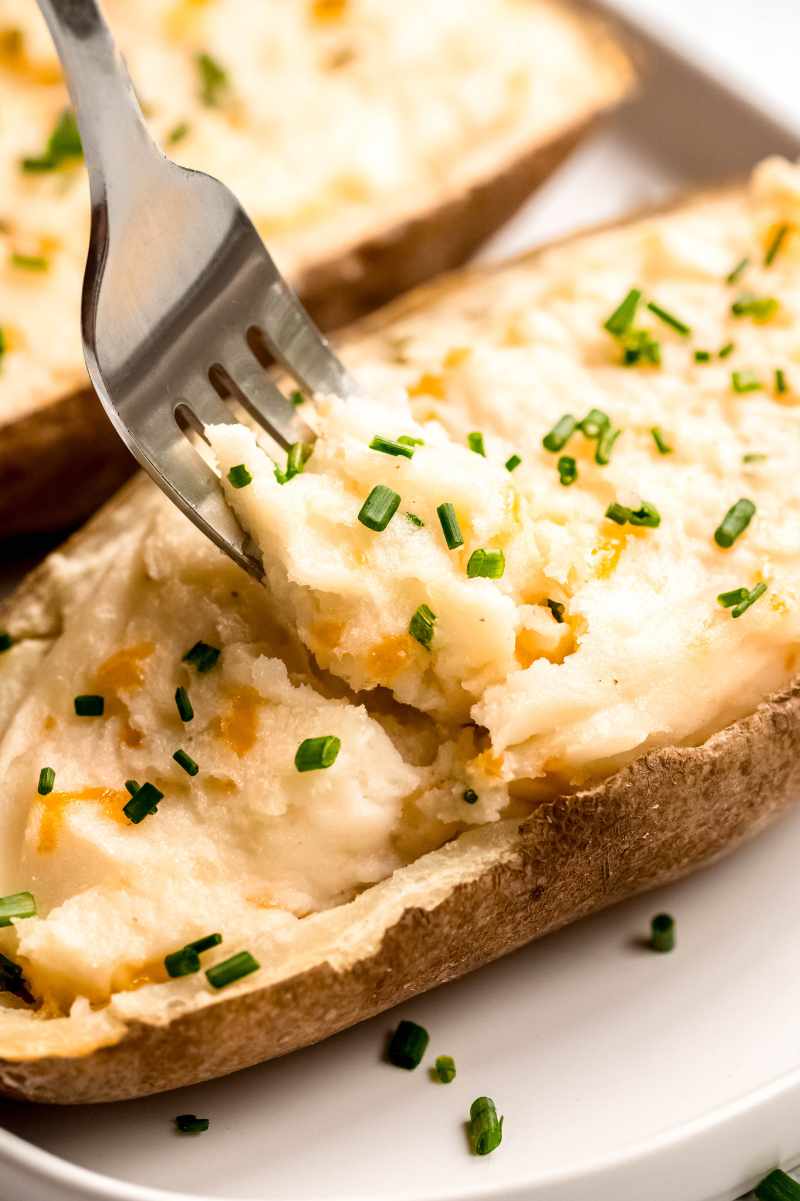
[177,387,241,436]
[209,357,308,451]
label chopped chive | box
[226,463,252,489]
[718,342,735,359]
[409,604,436,650]
[731,293,779,322]
[731,582,767,619]
[605,502,628,525]
[397,434,424,447]
[124,779,140,797]
[731,370,762,394]
[469,1096,503,1156]
[467,431,486,456]
[542,414,576,453]
[606,502,660,528]
[295,735,341,772]
[765,222,790,267]
[466,548,505,579]
[0,632,11,653]
[123,781,163,824]
[743,453,767,464]
[546,599,565,623]
[717,587,750,609]
[290,389,305,406]
[434,1055,456,1084]
[206,950,260,989]
[595,425,621,465]
[173,749,199,777]
[776,368,788,394]
[175,686,194,722]
[694,349,711,363]
[11,252,48,271]
[182,641,220,673]
[646,300,690,336]
[579,409,610,439]
[463,788,479,804]
[387,1019,429,1069]
[755,1168,800,1200]
[405,511,424,527]
[358,485,400,532]
[0,891,36,927]
[175,1114,209,1134]
[726,256,749,285]
[165,947,200,978]
[167,121,190,146]
[196,51,229,106]
[74,694,104,717]
[0,951,33,1002]
[369,435,415,459]
[275,441,312,484]
[604,288,641,336]
[650,913,675,953]
[186,932,222,954]
[21,109,82,172]
[505,453,522,472]
[436,502,463,549]
[37,767,55,796]
[621,328,661,367]
[651,427,672,455]
[714,498,755,548]
[558,455,577,486]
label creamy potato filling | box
[0,0,627,424]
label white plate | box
[2,7,800,1201]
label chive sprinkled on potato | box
[196,52,229,107]
[731,293,779,322]
[436,502,463,549]
[0,632,11,653]
[369,435,415,459]
[123,782,163,824]
[604,288,640,336]
[467,431,486,456]
[714,498,755,548]
[718,341,735,359]
[720,582,767,618]
[405,511,424,527]
[605,501,661,528]
[467,548,505,579]
[175,686,194,722]
[275,441,312,484]
[388,1019,429,1069]
[651,427,672,455]
[74,694,104,717]
[358,485,400,532]
[295,735,341,772]
[409,604,436,650]
[469,1097,503,1156]
[558,455,577,486]
[183,641,220,673]
[463,788,479,804]
[505,453,522,472]
[37,767,55,796]
[765,222,791,267]
[650,913,675,952]
[0,952,33,1002]
[226,463,252,489]
[726,256,749,285]
[21,109,82,172]
[579,409,610,439]
[0,891,36,927]
[11,252,48,271]
[165,946,200,978]
[775,368,789,394]
[173,749,199,777]
[646,300,690,336]
[546,599,565,623]
[621,328,661,367]
[206,950,260,990]
[595,425,621,465]
[694,349,711,363]
[731,370,762,394]
[167,121,190,146]
[543,415,576,453]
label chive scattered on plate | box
[175,1114,210,1134]
[434,1055,456,1084]
[387,1019,429,1070]
[468,1096,504,1156]
[650,913,675,953]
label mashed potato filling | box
[2,159,800,1014]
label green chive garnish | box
[606,503,628,525]
[694,349,711,363]
[124,779,140,797]
[650,913,675,953]
[226,463,252,489]
[743,453,767,464]
[546,599,565,623]
[387,1019,429,1069]
[463,788,479,804]
[369,435,415,459]
[436,502,463,549]
[467,431,486,456]
[731,370,762,394]
[0,632,12,653]
[466,549,505,579]
[622,328,661,366]
[558,455,577,485]
[196,51,229,106]
[505,454,522,472]
[358,485,400,532]
[206,950,259,989]
[290,389,305,407]
[409,604,436,650]
[651,427,672,455]
[605,502,660,528]
[0,952,32,1002]
[173,749,199,777]
[595,425,621,465]
[543,415,576,453]
[187,932,222,954]
[0,892,36,927]
[123,782,164,824]
[165,947,200,978]
[11,252,48,271]
[295,735,341,772]
[397,435,424,447]
[714,498,755,548]
[730,582,767,618]
[74,694,104,717]
[646,300,690,336]
[21,109,82,172]
[765,223,790,267]
[717,587,749,608]
[37,767,55,796]
[175,1115,209,1134]
[167,121,190,146]
[731,293,779,322]
[405,512,424,527]
[175,686,194,722]
[469,1097,503,1156]
[776,368,788,394]
[726,256,749,285]
[579,409,610,439]
[434,1055,456,1083]
[718,342,735,359]
[604,288,641,336]
[755,1168,800,1200]
[182,641,220,673]
[275,441,312,484]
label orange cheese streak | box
[216,685,265,756]
[36,788,129,854]
[92,642,155,694]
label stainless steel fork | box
[37,0,361,577]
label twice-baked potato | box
[1,159,800,1104]
[0,0,632,535]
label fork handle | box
[36,0,160,201]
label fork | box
[36,0,361,577]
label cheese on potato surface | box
[0,0,625,425]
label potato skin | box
[0,4,632,536]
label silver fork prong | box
[176,387,240,435]
[254,275,359,400]
[209,358,308,451]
